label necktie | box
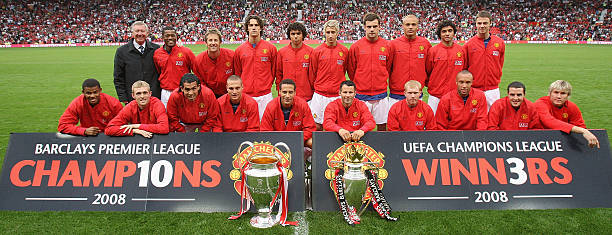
[139,45,144,54]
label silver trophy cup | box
[239,141,291,228]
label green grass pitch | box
[0,43,611,233]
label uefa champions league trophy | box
[341,143,370,217]
[233,141,292,228]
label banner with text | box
[312,130,612,211]
[0,132,304,212]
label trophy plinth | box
[245,155,281,228]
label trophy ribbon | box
[228,161,252,220]
[364,170,398,221]
[228,161,297,226]
[332,168,359,225]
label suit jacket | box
[113,39,161,102]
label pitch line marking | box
[131,198,196,201]
[407,196,469,200]
[25,197,88,201]
[513,194,573,199]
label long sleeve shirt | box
[215,93,260,132]
[464,35,505,91]
[535,96,586,133]
[58,93,123,135]
[309,43,349,97]
[234,40,277,97]
[261,96,316,142]
[166,85,220,132]
[435,88,488,130]
[347,37,392,96]
[276,44,315,100]
[487,97,542,130]
[387,100,437,131]
[323,98,376,132]
[389,36,431,95]
[193,48,235,96]
[426,42,466,98]
[105,97,169,136]
[154,46,196,90]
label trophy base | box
[250,215,277,228]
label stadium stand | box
[0,0,609,44]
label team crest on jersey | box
[199,103,205,108]
[339,51,344,57]
[102,111,110,117]
[494,43,500,48]
[225,61,231,67]
[263,49,268,54]
[353,112,359,118]
[471,99,478,106]
[521,114,528,120]
[294,112,300,118]
[178,53,183,58]
[419,45,424,51]
[417,112,423,118]
[242,109,247,114]
[457,52,462,57]
[562,113,568,119]
[380,47,386,52]
[304,54,310,59]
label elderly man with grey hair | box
[113,21,161,105]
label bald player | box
[215,75,260,132]
[435,70,487,130]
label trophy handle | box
[273,142,291,161]
[237,141,255,161]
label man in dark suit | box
[114,21,161,105]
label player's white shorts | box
[161,89,172,108]
[252,93,273,120]
[427,95,441,115]
[361,98,390,124]
[484,88,500,110]
[308,92,339,124]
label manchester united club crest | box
[178,52,183,58]
[339,51,344,57]
[294,112,299,118]
[304,54,309,60]
[419,45,424,51]
[242,109,247,114]
[102,111,110,117]
[380,47,386,52]
[353,112,359,118]
[229,141,293,195]
[471,99,478,106]
[199,103,205,109]
[225,61,231,67]
[494,43,500,48]
[562,113,569,119]
[324,142,388,201]
[521,114,528,120]
[417,112,423,118]
[457,52,462,57]
[263,49,268,54]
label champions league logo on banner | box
[325,141,397,225]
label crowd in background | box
[1,0,609,44]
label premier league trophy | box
[229,141,296,228]
[330,142,397,225]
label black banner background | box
[312,130,612,211]
[0,132,305,212]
